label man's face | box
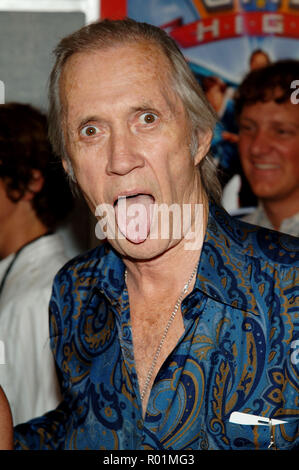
[60,42,210,259]
[249,52,270,71]
[238,99,299,206]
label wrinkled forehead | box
[59,41,178,113]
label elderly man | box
[14,19,298,450]
[235,60,299,237]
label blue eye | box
[139,112,157,124]
[80,125,99,136]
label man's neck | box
[0,205,49,259]
[262,197,299,231]
[123,199,208,301]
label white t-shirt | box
[242,203,299,238]
[0,233,69,425]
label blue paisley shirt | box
[14,204,299,450]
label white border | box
[0,81,4,104]
[0,0,100,24]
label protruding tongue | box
[115,194,154,243]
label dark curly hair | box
[234,59,299,118]
[0,103,73,229]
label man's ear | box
[62,158,69,175]
[23,170,44,201]
[62,157,76,183]
[193,128,213,166]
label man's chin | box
[108,236,173,262]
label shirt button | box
[137,419,143,430]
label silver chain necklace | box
[125,261,199,402]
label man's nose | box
[105,127,144,176]
[250,129,272,157]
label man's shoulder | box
[54,242,109,282]
[49,242,122,335]
[233,214,299,267]
[60,243,110,272]
[210,204,299,268]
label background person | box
[220,48,272,213]
[235,60,299,237]
[201,75,240,185]
[0,103,73,425]
[249,49,271,71]
[0,386,12,450]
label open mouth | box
[253,163,280,170]
[114,192,155,206]
[114,193,155,244]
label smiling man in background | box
[13,19,299,450]
[235,60,299,237]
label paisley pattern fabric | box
[14,203,299,450]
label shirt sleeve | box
[13,400,69,450]
[13,274,69,450]
[7,287,62,425]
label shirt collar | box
[195,202,258,313]
[247,203,299,237]
[96,202,258,313]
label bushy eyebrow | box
[240,115,299,128]
[76,105,166,129]
[77,116,100,129]
[74,89,178,130]
[271,120,299,129]
[131,96,178,119]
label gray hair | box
[48,18,221,203]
